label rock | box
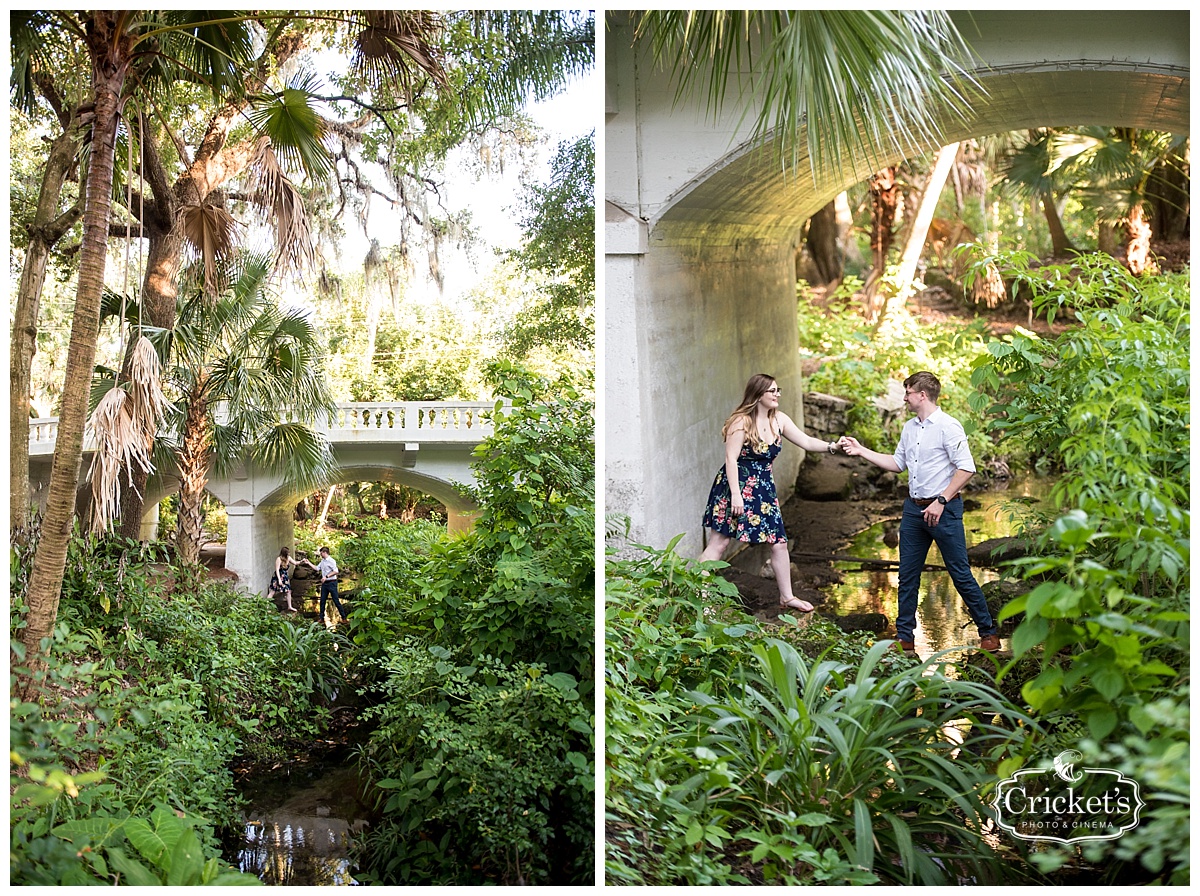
[796,453,858,501]
[873,380,907,427]
[983,580,1031,635]
[968,536,1034,567]
[821,611,890,635]
[801,392,853,437]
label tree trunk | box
[10,118,83,532]
[176,387,212,566]
[1040,192,1075,257]
[862,166,898,322]
[1125,201,1156,275]
[876,144,958,330]
[20,12,132,695]
[804,199,842,287]
[1147,144,1190,241]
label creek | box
[225,570,369,884]
[821,473,1056,657]
[221,753,372,886]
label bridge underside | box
[605,9,1189,555]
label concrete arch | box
[605,9,1189,555]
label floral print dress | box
[702,434,787,543]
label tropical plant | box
[629,10,981,180]
[605,540,1037,885]
[150,252,334,564]
[997,127,1189,271]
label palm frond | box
[181,202,239,297]
[246,143,316,274]
[350,10,449,98]
[248,422,335,490]
[246,71,334,182]
[634,10,981,181]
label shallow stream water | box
[821,474,1056,657]
[223,758,371,885]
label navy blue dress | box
[702,435,787,544]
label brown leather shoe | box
[979,634,1001,652]
[894,640,915,653]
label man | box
[303,546,349,627]
[839,371,1000,654]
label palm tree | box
[999,127,1188,272]
[629,10,982,325]
[12,10,264,689]
[162,253,335,565]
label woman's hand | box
[730,493,745,517]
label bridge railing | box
[29,401,506,454]
[321,401,500,438]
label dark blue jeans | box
[319,580,347,621]
[897,496,996,644]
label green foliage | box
[12,788,259,886]
[349,362,594,884]
[605,541,1036,886]
[9,643,254,884]
[10,531,348,882]
[967,252,1189,883]
[354,645,590,885]
[505,132,595,357]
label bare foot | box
[779,596,814,613]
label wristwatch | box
[936,495,948,505]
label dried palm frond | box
[181,201,238,297]
[352,10,448,99]
[126,334,173,439]
[247,142,315,274]
[86,386,153,533]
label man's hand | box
[838,435,863,456]
[923,502,945,527]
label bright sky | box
[334,63,599,305]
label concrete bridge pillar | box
[139,503,160,541]
[224,502,295,593]
[446,507,480,535]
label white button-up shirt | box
[892,408,976,498]
[316,556,338,581]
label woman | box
[268,546,299,613]
[699,373,842,613]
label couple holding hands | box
[699,371,1000,654]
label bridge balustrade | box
[28,401,504,454]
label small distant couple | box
[699,371,1000,654]
[270,545,349,626]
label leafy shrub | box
[968,252,1189,883]
[10,645,253,884]
[350,363,595,884]
[354,644,591,885]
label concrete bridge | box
[28,400,501,589]
[604,9,1189,555]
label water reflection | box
[824,475,1054,657]
[237,815,364,885]
[226,764,369,886]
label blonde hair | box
[721,373,778,441]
